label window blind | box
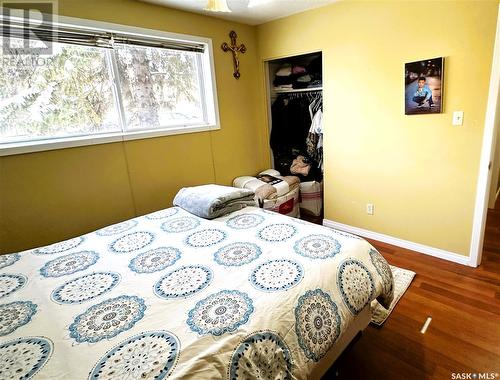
[0,18,206,53]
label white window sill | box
[0,124,220,157]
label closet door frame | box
[262,50,323,171]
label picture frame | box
[405,57,444,115]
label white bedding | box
[0,206,393,379]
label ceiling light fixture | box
[205,0,231,12]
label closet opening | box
[265,51,324,224]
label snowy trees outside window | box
[0,36,211,145]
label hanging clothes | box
[270,95,311,155]
[270,91,323,182]
[306,103,323,169]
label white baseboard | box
[322,219,472,266]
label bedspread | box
[0,206,393,379]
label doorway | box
[470,3,500,266]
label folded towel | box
[292,65,307,75]
[276,64,292,77]
[254,176,300,201]
[254,184,277,200]
[283,175,300,188]
[233,170,301,202]
[297,74,312,83]
[173,185,255,219]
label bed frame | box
[311,305,372,379]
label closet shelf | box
[273,87,323,94]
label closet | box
[265,52,324,223]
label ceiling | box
[139,0,337,25]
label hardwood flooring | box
[325,198,500,380]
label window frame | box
[0,15,220,157]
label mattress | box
[0,206,394,379]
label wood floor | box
[328,199,500,380]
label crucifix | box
[221,31,246,79]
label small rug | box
[370,265,415,326]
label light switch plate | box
[452,111,464,126]
[366,203,374,215]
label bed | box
[0,206,393,379]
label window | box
[114,45,205,130]
[1,40,120,142]
[0,16,219,155]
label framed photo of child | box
[405,57,444,115]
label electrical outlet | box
[366,203,374,215]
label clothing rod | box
[274,87,323,94]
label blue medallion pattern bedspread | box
[0,206,393,379]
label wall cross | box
[221,30,246,79]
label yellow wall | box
[2,0,498,257]
[0,0,270,253]
[257,0,498,255]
